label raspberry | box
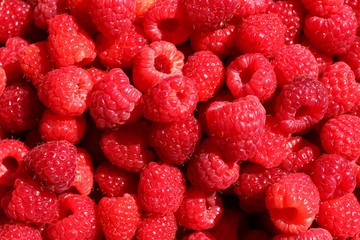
[306,45,334,77]
[274,76,328,134]
[136,212,178,240]
[273,228,333,240]
[209,208,243,240]
[182,231,216,240]
[89,68,142,129]
[100,121,153,172]
[183,0,240,31]
[0,82,44,133]
[0,68,6,96]
[70,148,94,196]
[23,140,77,193]
[186,138,240,192]
[95,162,139,197]
[304,4,357,56]
[138,162,186,214]
[321,114,360,161]
[234,0,271,18]
[148,115,201,165]
[135,0,157,21]
[48,14,97,67]
[98,194,141,240]
[38,66,93,117]
[339,37,360,81]
[1,177,59,224]
[33,0,67,30]
[271,44,319,87]
[235,14,286,58]
[142,0,193,45]
[317,193,360,238]
[66,0,98,36]
[226,53,277,102]
[175,187,223,230]
[0,139,29,186]
[132,41,184,93]
[0,223,42,240]
[205,95,266,162]
[86,67,107,86]
[96,25,149,69]
[300,0,344,17]
[0,0,33,43]
[46,193,101,240]
[142,75,198,123]
[266,173,320,234]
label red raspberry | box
[136,212,177,240]
[0,139,29,186]
[138,162,186,214]
[89,68,142,129]
[96,25,149,69]
[234,0,271,18]
[175,187,223,230]
[274,76,328,134]
[319,62,359,118]
[186,138,240,192]
[149,115,201,165]
[265,173,320,234]
[38,66,93,117]
[135,0,157,21]
[70,148,94,196]
[142,75,198,123]
[98,194,141,240]
[46,193,101,240]
[300,0,344,16]
[0,0,33,43]
[306,45,334,77]
[66,0,98,36]
[317,193,360,238]
[95,162,139,197]
[182,231,216,240]
[1,177,59,224]
[33,0,67,30]
[206,95,266,162]
[0,68,6,96]
[271,44,319,87]
[209,208,244,240]
[0,82,44,133]
[100,121,153,172]
[183,0,240,31]
[142,0,193,45]
[0,223,42,240]
[235,14,286,58]
[226,53,277,102]
[48,14,96,67]
[320,114,360,161]
[234,164,288,213]
[88,0,136,36]
[23,140,77,193]
[132,41,184,93]
[339,37,360,81]
[86,67,107,86]
[304,5,357,56]
[273,228,333,240]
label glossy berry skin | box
[33,0,67,30]
[300,0,344,17]
[273,228,333,240]
[136,212,178,240]
[235,0,271,18]
[0,223,42,240]
[339,36,360,80]
[182,231,216,240]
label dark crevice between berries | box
[2,157,19,172]
[154,55,172,73]
[158,18,180,33]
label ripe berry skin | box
[182,231,216,240]
[70,148,94,196]
[136,212,178,240]
[300,0,344,17]
[0,223,42,240]
[339,36,360,80]
[273,228,333,240]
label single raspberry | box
[300,0,344,16]
[235,14,286,58]
[38,66,93,117]
[46,193,101,240]
[142,75,198,123]
[100,121,153,172]
[136,212,177,240]
[226,53,277,102]
[0,68,6,96]
[186,138,240,192]
[1,177,59,224]
[209,208,243,240]
[182,231,216,240]
[66,0,98,36]
[70,148,94,196]
[89,68,142,129]
[234,0,271,18]
[48,14,97,67]
[33,0,67,30]
[271,44,319,87]
[0,223,42,240]
[0,139,29,186]
[132,40,184,93]
[273,228,333,240]
[234,164,288,213]
[0,82,44,133]
[95,162,139,197]
[317,193,360,238]
[319,62,359,118]
[98,194,141,240]
[23,140,77,193]
[142,0,193,45]
[175,187,223,230]
[275,76,329,134]
[339,37,360,81]
[266,173,320,234]
[96,25,149,69]
[304,5,357,56]
[148,115,201,165]
[183,0,240,31]
[138,162,186,214]
[205,95,266,162]
[0,0,33,43]
[321,114,360,161]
